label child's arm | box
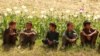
[3,29,11,43]
[63,31,77,42]
[10,29,18,36]
[46,32,49,39]
[3,29,10,38]
[20,30,29,36]
[29,30,37,35]
[20,30,31,35]
[53,33,59,42]
[88,30,97,37]
[22,29,37,37]
[30,32,36,35]
[63,32,70,41]
[71,32,78,41]
[81,31,88,37]
[81,31,91,40]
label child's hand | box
[88,34,93,37]
[29,32,35,35]
[10,33,16,35]
[48,40,52,45]
[24,32,27,35]
[87,36,91,40]
[20,32,26,34]
[24,33,30,36]
[25,32,35,35]
[72,39,76,41]
[69,39,76,42]
[88,30,97,37]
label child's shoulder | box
[22,29,26,31]
[56,31,59,34]
[31,29,35,31]
[4,28,11,33]
[47,31,59,34]
[46,31,51,34]
[72,30,77,33]
[4,28,10,32]
[65,30,76,33]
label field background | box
[0,0,100,14]
[0,0,100,56]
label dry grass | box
[0,0,100,14]
[0,0,100,56]
[0,39,100,56]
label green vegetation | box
[0,1,100,56]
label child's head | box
[67,22,74,31]
[49,23,56,31]
[83,20,91,29]
[9,21,16,29]
[26,22,33,30]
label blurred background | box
[0,0,100,14]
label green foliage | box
[0,7,100,39]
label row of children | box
[2,20,99,49]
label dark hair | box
[83,20,91,26]
[49,23,57,29]
[26,22,32,26]
[67,22,73,27]
[9,21,16,26]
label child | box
[62,22,77,48]
[80,20,98,47]
[98,34,100,53]
[3,21,17,46]
[42,23,59,48]
[20,22,36,49]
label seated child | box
[3,21,17,46]
[62,22,77,48]
[98,34,100,52]
[42,23,59,48]
[20,22,36,48]
[80,20,98,47]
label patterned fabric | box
[82,28,95,34]
[80,28,98,46]
[20,29,36,46]
[63,30,77,39]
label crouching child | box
[3,21,17,46]
[98,33,100,53]
[42,23,59,48]
[80,20,98,48]
[20,22,36,49]
[61,22,77,49]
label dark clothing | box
[64,40,76,47]
[64,30,77,39]
[3,29,17,45]
[20,29,36,47]
[42,31,59,48]
[46,31,59,41]
[80,28,98,47]
[21,36,35,47]
[98,44,100,53]
[83,28,95,34]
[62,30,77,47]
[42,39,58,48]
